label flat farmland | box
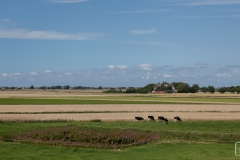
[0,104,240,121]
[1,90,240,159]
[0,90,240,121]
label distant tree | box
[30,85,34,89]
[39,86,46,90]
[208,86,215,93]
[103,89,122,93]
[138,88,149,94]
[201,87,208,93]
[236,87,240,94]
[189,84,199,93]
[177,83,190,93]
[143,83,155,92]
[98,86,103,89]
[51,85,62,89]
[156,84,166,91]
[74,86,87,90]
[11,86,15,90]
[64,85,70,89]
[218,87,227,94]
[171,82,182,89]
[126,88,137,93]
[156,82,172,91]
[229,86,236,94]
[188,87,195,93]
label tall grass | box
[9,125,160,149]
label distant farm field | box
[1,104,240,121]
[0,90,240,121]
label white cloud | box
[65,72,73,76]
[29,72,38,76]
[108,65,127,70]
[117,65,128,69]
[43,70,52,74]
[2,73,7,77]
[13,73,21,76]
[214,73,231,77]
[50,0,88,3]
[0,28,104,40]
[164,74,172,78]
[108,65,115,69]
[2,63,240,87]
[138,64,153,71]
[129,29,157,35]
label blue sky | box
[0,0,240,87]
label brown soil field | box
[1,104,240,121]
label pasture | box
[0,89,240,159]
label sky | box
[0,0,240,88]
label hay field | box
[0,89,240,121]
[1,104,240,121]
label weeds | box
[8,125,160,149]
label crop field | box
[0,89,240,159]
[0,89,240,121]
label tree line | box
[2,82,240,94]
[104,82,240,94]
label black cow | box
[163,118,168,124]
[148,116,155,121]
[134,117,144,122]
[174,116,182,122]
[157,116,165,122]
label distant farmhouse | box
[152,83,177,94]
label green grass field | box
[0,141,236,160]
[0,121,240,159]
[1,96,240,104]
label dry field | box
[1,89,240,121]
[1,104,240,121]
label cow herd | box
[134,116,182,124]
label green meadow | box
[1,121,240,160]
[1,95,240,104]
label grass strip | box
[0,98,213,105]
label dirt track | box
[1,104,240,121]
